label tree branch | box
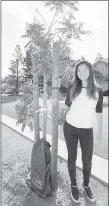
[36,7,50,28]
[47,9,59,38]
[51,12,64,28]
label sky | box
[2,1,108,78]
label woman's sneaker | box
[83,185,96,202]
[71,185,80,204]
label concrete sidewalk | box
[2,114,108,187]
[2,124,108,206]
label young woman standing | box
[64,60,103,203]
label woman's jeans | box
[64,121,93,187]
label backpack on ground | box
[26,139,52,198]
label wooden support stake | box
[51,38,60,190]
[32,54,40,142]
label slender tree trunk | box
[41,10,59,141]
[32,55,40,142]
[51,39,60,190]
[42,71,48,140]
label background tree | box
[1,76,9,94]
[22,49,33,83]
[81,55,85,60]
[7,45,23,94]
[95,52,103,62]
[22,48,44,94]
[93,69,104,84]
[94,52,104,84]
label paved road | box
[2,100,108,160]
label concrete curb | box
[2,114,108,188]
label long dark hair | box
[70,60,99,102]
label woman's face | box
[77,64,90,81]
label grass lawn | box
[1,94,23,104]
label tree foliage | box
[22,49,33,83]
[43,1,79,12]
[15,83,34,131]
[93,69,104,84]
[6,45,23,94]
[16,1,91,131]
[43,1,91,42]
[95,52,103,62]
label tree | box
[43,1,91,41]
[22,49,33,83]
[8,45,23,94]
[81,55,85,60]
[1,76,9,94]
[42,1,90,93]
[16,20,51,136]
[93,69,104,84]
[16,1,91,133]
[22,49,45,94]
[95,52,103,62]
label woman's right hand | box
[58,105,70,126]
